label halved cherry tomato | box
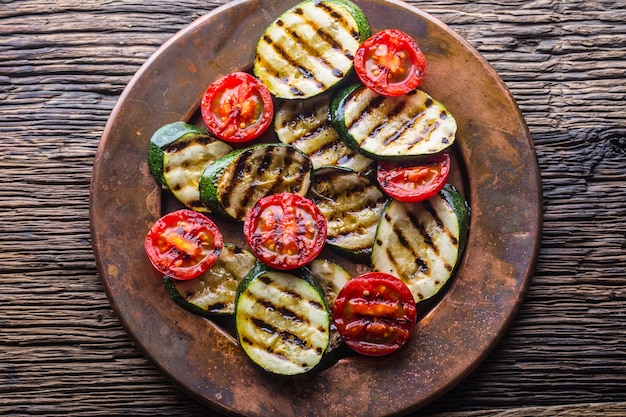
[243,193,327,270]
[200,71,273,143]
[144,209,223,280]
[376,152,451,203]
[353,29,426,97]
[333,272,417,356]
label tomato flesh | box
[377,152,451,203]
[354,29,426,97]
[144,209,223,280]
[200,71,273,143]
[333,272,417,356]
[244,193,327,270]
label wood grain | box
[1,0,625,416]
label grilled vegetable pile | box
[143,0,470,376]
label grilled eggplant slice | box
[148,121,233,212]
[371,184,470,303]
[331,83,457,160]
[307,166,388,262]
[274,94,374,172]
[253,0,371,99]
[198,143,313,221]
[163,243,257,316]
[235,264,330,375]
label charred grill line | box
[249,317,312,350]
[315,1,358,40]
[221,150,253,217]
[207,302,228,312]
[297,121,332,144]
[378,100,414,146]
[347,93,386,133]
[408,206,440,258]
[257,298,309,325]
[255,55,283,88]
[261,5,356,94]
[262,147,294,196]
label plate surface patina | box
[90,0,542,415]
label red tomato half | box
[200,71,273,143]
[376,152,451,203]
[333,272,417,356]
[144,209,223,281]
[243,193,327,270]
[354,29,426,97]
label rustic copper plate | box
[90,0,542,415]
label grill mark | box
[296,120,331,144]
[257,2,361,98]
[388,112,443,154]
[165,135,211,153]
[262,146,294,196]
[207,302,228,313]
[269,39,322,89]
[224,146,310,220]
[309,137,348,163]
[241,148,283,219]
[189,199,204,210]
[315,1,360,41]
[250,318,312,350]
[376,100,411,146]
[377,101,436,150]
[325,186,382,225]
[424,200,445,230]
[407,208,439,258]
[292,12,351,81]
[255,54,285,89]
[346,93,386,132]
[258,299,309,325]
[220,150,252,215]
[391,207,434,277]
[220,152,250,207]
[384,243,401,277]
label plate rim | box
[90,0,543,415]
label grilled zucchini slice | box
[148,121,233,212]
[274,93,374,172]
[331,83,457,160]
[307,166,388,262]
[235,265,330,375]
[253,0,371,99]
[309,258,351,367]
[198,143,313,221]
[309,258,351,308]
[371,185,470,303]
[163,243,257,316]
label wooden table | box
[2,0,625,415]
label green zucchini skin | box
[234,264,330,375]
[148,121,209,187]
[330,83,458,160]
[307,166,388,263]
[148,121,233,212]
[253,0,370,99]
[163,243,257,316]
[274,93,374,172]
[371,184,470,303]
[198,143,313,221]
[198,149,244,218]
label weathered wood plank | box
[1,0,625,415]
